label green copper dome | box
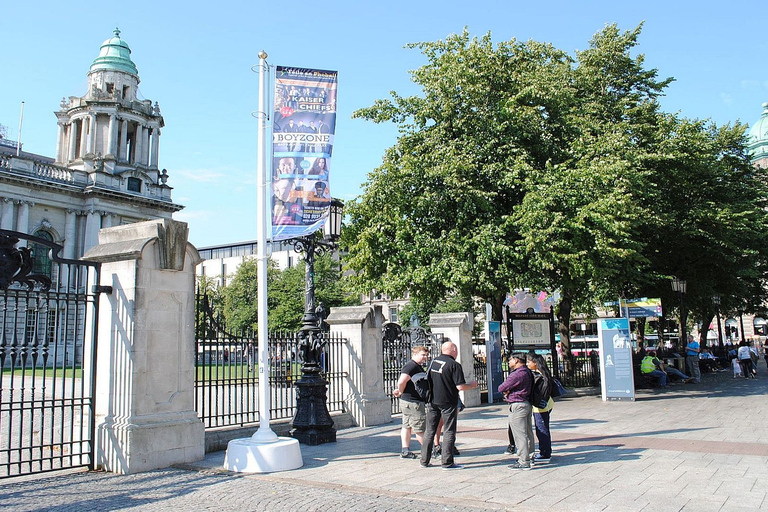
[90,28,139,76]
[748,102,768,161]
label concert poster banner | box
[271,66,338,241]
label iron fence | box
[381,323,443,415]
[473,356,487,394]
[0,230,102,478]
[491,351,600,398]
[194,290,347,430]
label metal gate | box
[382,322,443,415]
[0,230,103,478]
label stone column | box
[101,213,114,229]
[68,121,78,162]
[83,209,101,254]
[79,117,88,157]
[88,113,97,154]
[119,119,128,161]
[1,198,15,230]
[82,219,204,474]
[429,312,481,408]
[108,114,117,157]
[15,200,30,234]
[150,127,160,169]
[63,209,78,259]
[326,305,392,427]
[55,122,65,162]
[58,209,78,290]
[141,125,150,166]
[134,124,144,165]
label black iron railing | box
[194,290,347,429]
[0,230,102,479]
[381,323,443,415]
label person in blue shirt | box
[685,335,701,384]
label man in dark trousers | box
[420,341,478,470]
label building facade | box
[0,29,182,277]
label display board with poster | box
[507,310,556,363]
[485,321,504,403]
[597,318,635,401]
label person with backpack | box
[392,346,430,459]
[498,352,534,470]
[419,342,478,470]
[527,353,554,464]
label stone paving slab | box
[2,365,768,511]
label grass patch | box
[1,367,83,379]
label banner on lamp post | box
[271,66,338,241]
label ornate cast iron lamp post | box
[671,277,688,346]
[290,199,343,445]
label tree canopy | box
[344,24,768,346]
[220,252,357,332]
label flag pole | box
[251,50,278,443]
[223,51,303,472]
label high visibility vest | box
[641,356,657,374]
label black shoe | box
[504,444,516,455]
[432,445,442,458]
[400,450,417,459]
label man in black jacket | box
[420,341,477,470]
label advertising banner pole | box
[224,52,303,473]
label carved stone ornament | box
[0,234,52,291]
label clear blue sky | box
[2,1,766,247]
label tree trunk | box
[636,317,646,347]
[555,290,573,375]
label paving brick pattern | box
[2,364,767,511]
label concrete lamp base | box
[223,436,303,473]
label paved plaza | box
[2,364,767,512]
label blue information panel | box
[486,321,504,403]
[597,318,635,401]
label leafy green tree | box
[221,251,357,333]
[640,118,768,341]
[221,258,280,332]
[346,30,575,321]
[510,24,672,351]
[268,253,357,331]
[345,23,768,360]
[195,275,223,339]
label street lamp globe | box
[671,277,687,294]
[324,199,344,241]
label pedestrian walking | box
[737,341,755,379]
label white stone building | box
[0,29,182,275]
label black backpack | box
[411,361,433,403]
[530,372,551,409]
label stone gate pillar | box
[429,312,481,408]
[83,219,204,474]
[326,306,391,427]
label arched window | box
[31,231,53,277]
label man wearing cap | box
[499,353,535,470]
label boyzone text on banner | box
[271,66,338,241]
